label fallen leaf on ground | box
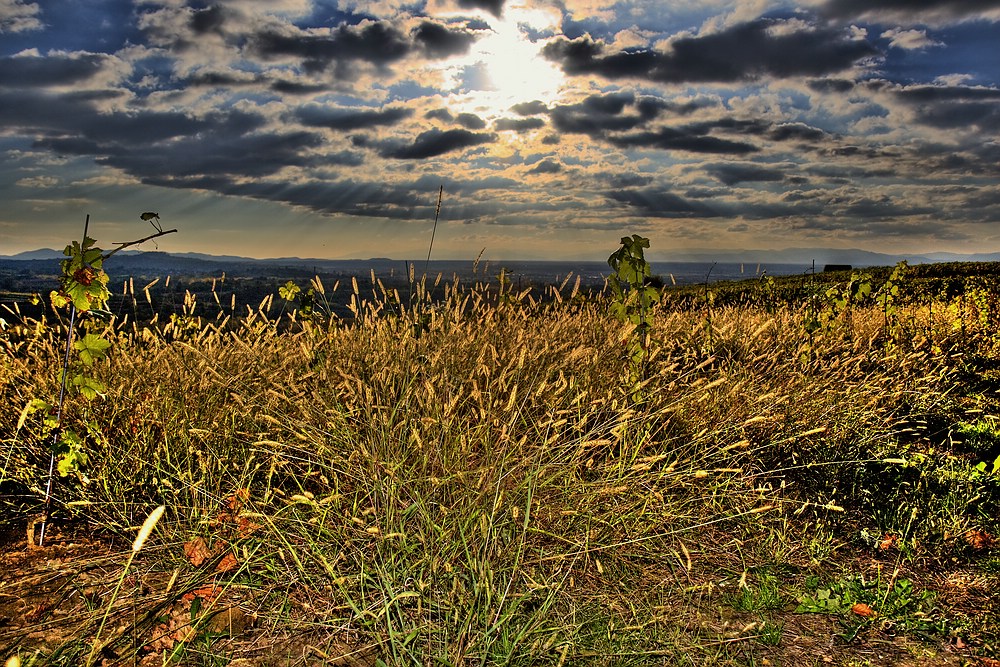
[850,603,875,618]
[878,534,898,551]
[184,537,213,566]
[216,552,239,573]
[182,584,222,601]
[964,529,995,550]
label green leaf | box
[75,333,111,366]
[279,281,301,302]
[72,374,107,400]
[55,429,88,476]
[50,290,70,309]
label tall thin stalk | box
[424,185,444,278]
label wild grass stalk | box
[1,265,998,664]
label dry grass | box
[1,276,998,665]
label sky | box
[1,0,999,261]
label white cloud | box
[15,175,59,188]
[881,28,942,50]
[0,0,41,33]
[934,72,974,86]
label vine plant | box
[608,234,660,400]
[19,213,177,545]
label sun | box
[440,6,565,118]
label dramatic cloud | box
[709,163,786,185]
[2,0,999,259]
[821,0,1000,24]
[295,105,414,130]
[609,188,722,218]
[380,128,496,159]
[543,19,878,84]
[0,52,115,87]
[457,0,505,18]
[413,21,479,58]
[250,21,414,73]
[0,0,41,33]
[608,127,760,154]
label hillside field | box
[2,262,1000,666]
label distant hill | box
[3,247,999,281]
[654,247,1000,266]
[1,248,65,261]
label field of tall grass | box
[2,262,999,666]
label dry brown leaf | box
[850,603,875,618]
[227,488,250,511]
[24,603,49,622]
[878,534,898,551]
[236,516,260,538]
[964,529,995,550]
[182,584,222,601]
[183,537,213,566]
[216,552,239,573]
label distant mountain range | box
[653,248,1000,265]
[4,247,999,268]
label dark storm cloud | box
[549,92,663,135]
[0,53,112,88]
[510,100,549,115]
[161,176,512,221]
[608,127,759,154]
[103,131,323,178]
[528,158,562,174]
[821,0,1000,20]
[495,117,546,131]
[807,78,856,94]
[413,21,478,58]
[768,122,827,142]
[608,189,722,218]
[380,128,496,159]
[457,0,505,18]
[426,108,454,121]
[186,70,257,87]
[0,85,315,183]
[294,104,413,130]
[270,79,328,94]
[709,164,786,185]
[0,87,268,146]
[875,83,1000,131]
[249,19,477,76]
[250,21,413,73]
[456,112,487,129]
[190,5,227,36]
[542,19,878,84]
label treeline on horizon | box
[2,258,1000,325]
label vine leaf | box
[74,333,111,366]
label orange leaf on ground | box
[878,534,898,551]
[183,537,213,566]
[964,529,996,550]
[227,488,250,511]
[182,585,222,601]
[850,603,875,618]
[236,515,261,538]
[216,552,239,573]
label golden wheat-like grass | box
[1,277,997,665]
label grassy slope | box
[2,271,999,666]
